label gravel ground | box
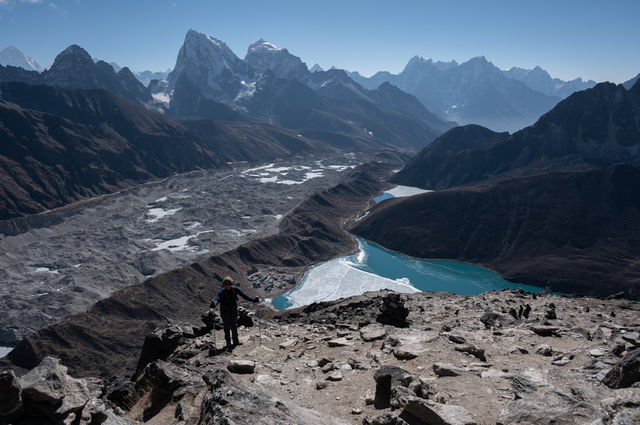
[0,153,367,345]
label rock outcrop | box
[2,289,640,424]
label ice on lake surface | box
[273,239,544,310]
[374,185,432,203]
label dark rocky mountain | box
[0,46,42,71]
[244,72,440,151]
[354,164,640,299]
[244,39,308,80]
[0,45,152,106]
[393,81,640,189]
[503,65,595,98]
[0,82,220,219]
[166,30,450,150]
[351,55,562,132]
[0,64,41,85]
[167,29,252,102]
[41,45,152,105]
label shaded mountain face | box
[0,82,222,219]
[0,46,42,71]
[166,30,449,150]
[0,45,152,106]
[355,164,640,299]
[503,66,595,98]
[393,81,640,189]
[351,55,563,132]
[245,39,308,80]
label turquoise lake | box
[272,239,544,310]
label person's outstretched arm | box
[235,286,258,302]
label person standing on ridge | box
[211,276,259,349]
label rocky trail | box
[2,289,639,424]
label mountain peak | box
[244,38,308,80]
[248,39,282,53]
[0,45,43,71]
[56,45,93,62]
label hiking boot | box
[233,340,241,346]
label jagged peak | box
[184,29,229,51]
[247,38,282,53]
[56,44,92,60]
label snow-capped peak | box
[168,29,247,93]
[245,38,308,80]
[248,39,282,53]
[0,45,42,71]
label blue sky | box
[1,0,638,83]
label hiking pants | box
[220,308,238,345]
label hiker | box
[210,276,259,348]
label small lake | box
[273,184,543,310]
[273,239,544,310]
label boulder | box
[433,363,466,377]
[398,396,477,425]
[326,371,343,381]
[376,294,410,328]
[327,337,352,347]
[279,339,298,349]
[531,326,561,337]
[454,344,486,361]
[393,347,420,360]
[360,325,388,342]
[227,360,256,374]
[0,369,22,416]
[373,366,413,409]
[602,348,640,388]
[535,344,553,356]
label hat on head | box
[222,276,233,286]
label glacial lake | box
[273,185,543,310]
[272,239,544,309]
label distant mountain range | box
[353,78,640,298]
[350,56,593,132]
[393,79,640,189]
[165,29,452,151]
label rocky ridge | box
[2,289,639,424]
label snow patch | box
[386,185,432,198]
[0,346,14,358]
[146,207,182,223]
[151,230,214,252]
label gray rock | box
[531,326,561,337]
[18,356,67,405]
[446,333,467,344]
[279,339,298,349]
[326,371,343,381]
[454,343,486,361]
[433,363,466,377]
[603,348,640,389]
[0,369,22,416]
[535,344,553,356]
[374,366,413,409]
[316,381,329,390]
[590,388,640,425]
[321,362,335,373]
[397,395,477,425]
[327,337,352,347]
[590,348,607,357]
[393,347,419,360]
[227,360,256,374]
[360,325,387,342]
[498,388,594,425]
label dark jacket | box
[212,285,254,311]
